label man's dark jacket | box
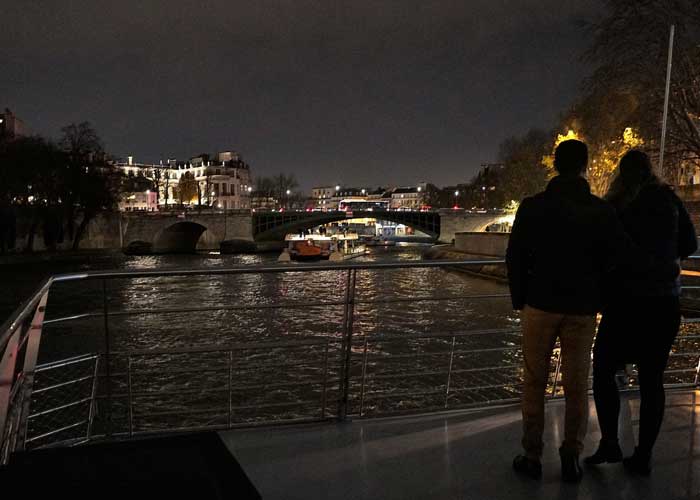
[606,183,697,298]
[506,175,631,315]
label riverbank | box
[422,244,506,282]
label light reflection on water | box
[37,246,516,361]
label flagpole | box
[658,24,675,179]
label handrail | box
[1,259,504,354]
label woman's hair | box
[605,150,659,209]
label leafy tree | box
[59,122,121,249]
[497,129,550,203]
[582,0,700,180]
[177,171,198,205]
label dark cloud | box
[1,0,602,188]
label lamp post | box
[286,189,291,210]
[454,190,459,208]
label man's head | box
[554,139,588,176]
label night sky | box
[2,1,602,189]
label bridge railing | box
[2,259,700,463]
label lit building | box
[119,191,158,211]
[311,186,337,210]
[116,151,253,210]
[390,186,426,210]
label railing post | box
[127,356,133,437]
[321,340,330,419]
[86,356,99,440]
[228,350,233,428]
[102,280,112,437]
[18,291,50,450]
[0,326,23,459]
[359,337,369,417]
[444,336,456,408]
[338,268,357,421]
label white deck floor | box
[221,389,700,500]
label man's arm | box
[506,199,532,310]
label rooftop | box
[222,390,700,500]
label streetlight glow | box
[286,189,291,195]
[454,190,459,196]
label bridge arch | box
[152,221,220,253]
[252,211,440,242]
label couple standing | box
[506,139,697,482]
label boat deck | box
[222,389,700,500]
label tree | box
[497,129,550,203]
[0,136,65,251]
[583,0,700,180]
[177,171,198,205]
[59,122,121,249]
[151,167,162,206]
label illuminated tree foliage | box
[543,127,645,196]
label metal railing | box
[1,258,700,463]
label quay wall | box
[454,232,508,257]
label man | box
[507,139,629,482]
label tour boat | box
[279,233,367,262]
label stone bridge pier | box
[121,211,253,253]
[437,210,507,243]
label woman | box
[585,150,697,475]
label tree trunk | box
[72,212,93,250]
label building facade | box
[116,151,253,210]
[310,186,337,210]
[390,186,426,210]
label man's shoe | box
[559,448,583,483]
[513,455,542,480]
[623,448,651,476]
[584,440,623,465]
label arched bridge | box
[253,210,441,241]
[119,209,505,253]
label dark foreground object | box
[0,432,260,499]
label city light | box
[335,185,340,191]
[417,186,421,192]
[286,189,291,195]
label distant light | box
[335,185,340,191]
[286,189,291,195]
[247,186,252,192]
[146,190,150,194]
[417,186,422,192]
[361,189,366,194]
[454,191,459,196]
[218,203,222,208]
